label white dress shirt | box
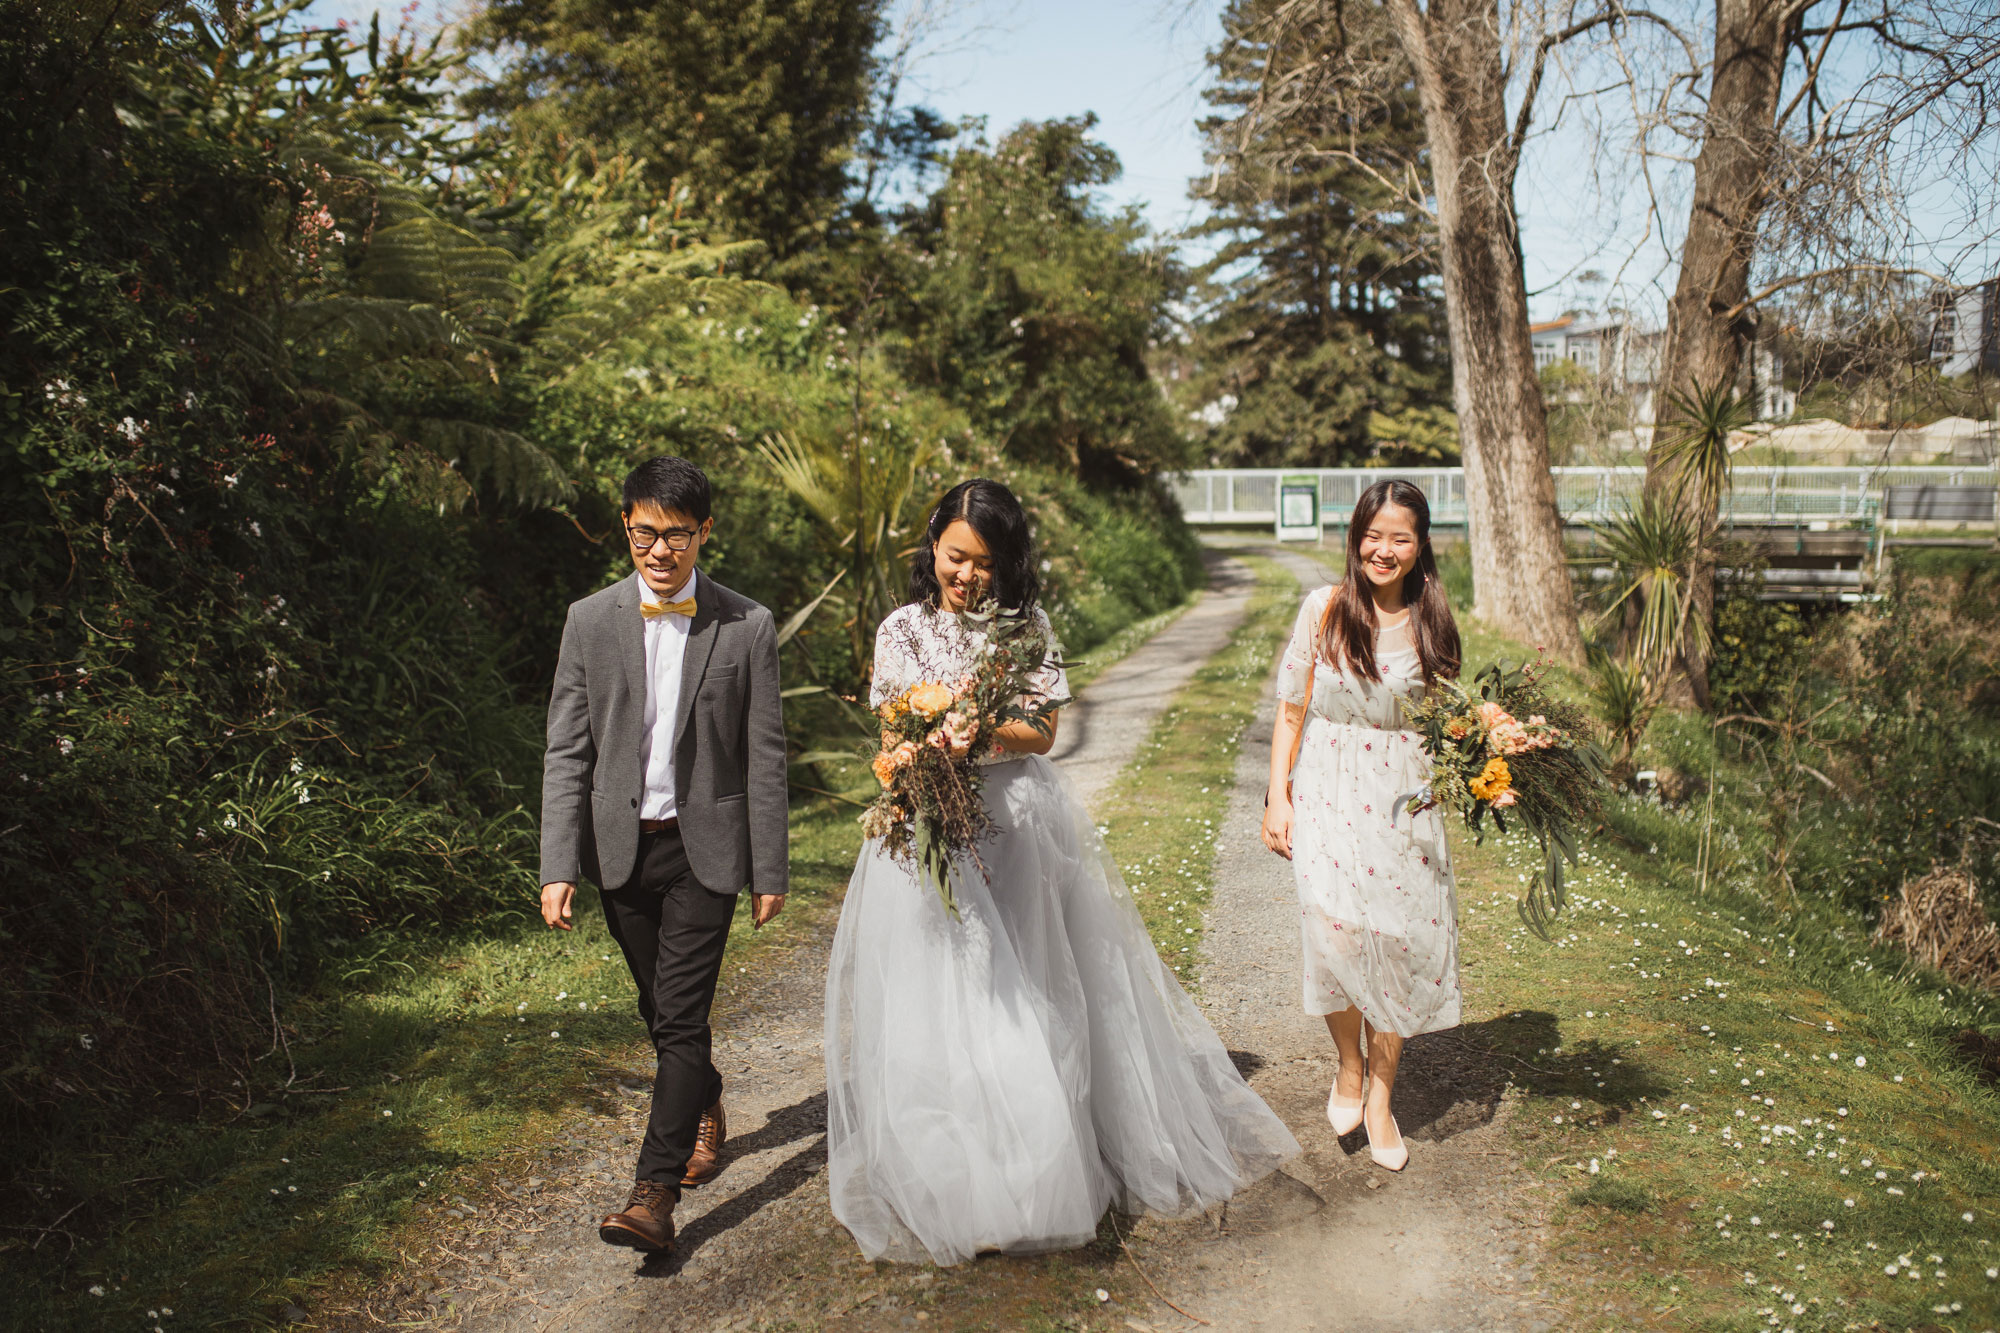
[638,568,699,821]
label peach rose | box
[941,707,979,758]
[907,681,955,716]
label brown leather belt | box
[640,817,679,834]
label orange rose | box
[871,740,919,786]
[906,681,955,716]
[1468,755,1512,802]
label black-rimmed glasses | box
[626,525,699,552]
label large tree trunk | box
[1646,1,1794,706]
[1387,0,1584,664]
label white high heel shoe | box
[1365,1101,1408,1171]
[1327,1070,1367,1136]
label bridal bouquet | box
[1399,660,1607,938]
[861,602,1065,916]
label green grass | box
[7,803,863,1330]
[1436,632,2000,1331]
[1094,553,1300,986]
[10,585,1214,1332]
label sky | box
[305,0,1994,329]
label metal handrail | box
[1165,465,1998,527]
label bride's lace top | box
[869,603,1070,763]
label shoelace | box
[626,1180,674,1211]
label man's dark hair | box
[621,456,713,523]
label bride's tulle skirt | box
[824,755,1301,1266]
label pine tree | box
[1184,0,1448,467]
[463,0,884,261]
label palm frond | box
[410,418,573,508]
[1590,492,1713,671]
[1657,379,1753,519]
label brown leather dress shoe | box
[680,1095,726,1188]
[598,1180,676,1253]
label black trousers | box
[598,825,737,1188]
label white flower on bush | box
[117,417,145,441]
[296,788,311,805]
[223,813,239,829]
[56,737,74,757]
[247,521,262,538]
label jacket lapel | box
[613,572,647,710]
[674,574,720,744]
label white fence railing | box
[1166,465,2000,527]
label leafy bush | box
[1708,592,1811,715]
[1683,548,2000,922]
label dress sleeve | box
[868,608,913,709]
[1023,608,1070,707]
[1276,586,1331,705]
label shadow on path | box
[637,1090,829,1276]
[1387,1012,1672,1146]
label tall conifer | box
[1184,0,1448,467]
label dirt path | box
[1116,546,1560,1333]
[1048,551,1254,810]
[329,551,1564,1333]
[329,566,1264,1333]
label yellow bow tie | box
[641,596,697,620]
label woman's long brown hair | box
[1318,479,1461,685]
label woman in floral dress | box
[1260,479,1463,1171]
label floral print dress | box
[1279,585,1461,1037]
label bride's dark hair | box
[1321,479,1460,685]
[907,478,1043,614]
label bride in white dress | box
[824,479,1299,1266]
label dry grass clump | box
[1872,865,2000,989]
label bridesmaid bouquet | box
[860,602,1065,916]
[1400,660,1607,939]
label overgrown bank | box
[1,0,1204,1279]
[1449,550,2000,1331]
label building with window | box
[1530,312,1793,423]
[1929,279,2000,376]
[1529,313,1628,377]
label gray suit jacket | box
[539,570,788,897]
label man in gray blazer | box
[538,456,787,1256]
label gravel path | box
[326,567,1263,1333]
[1048,551,1254,810]
[1119,546,1561,1333]
[327,550,1561,1333]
